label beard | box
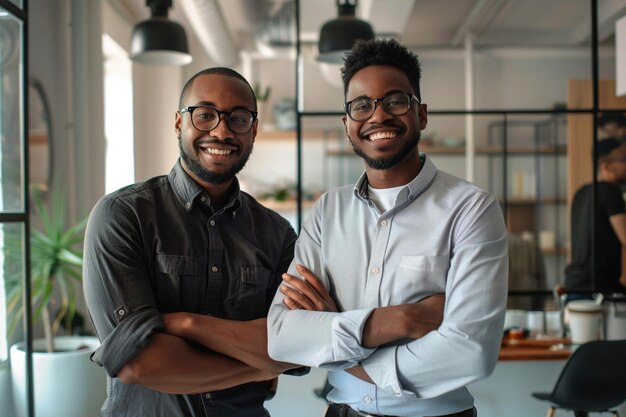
[178,132,252,185]
[349,130,420,170]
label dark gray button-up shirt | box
[84,160,297,417]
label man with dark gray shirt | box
[83,67,299,417]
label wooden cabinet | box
[567,79,626,204]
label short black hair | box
[178,67,257,110]
[596,137,624,160]
[598,112,626,128]
[341,38,422,100]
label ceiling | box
[115,0,626,65]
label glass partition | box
[0,2,28,417]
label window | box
[103,34,134,194]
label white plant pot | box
[10,336,106,417]
[1,359,16,417]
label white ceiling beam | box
[450,0,510,46]
[571,0,626,44]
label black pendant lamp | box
[130,0,192,66]
[317,0,375,64]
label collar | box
[168,159,242,214]
[353,154,437,204]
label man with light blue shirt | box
[267,39,508,417]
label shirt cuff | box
[91,308,164,377]
[362,345,415,397]
[332,308,377,363]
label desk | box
[498,337,571,361]
[266,340,626,417]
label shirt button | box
[211,266,219,273]
[372,267,380,274]
[380,220,388,226]
[209,220,216,226]
[205,393,212,399]
[200,195,207,202]
[185,202,191,209]
[364,395,372,403]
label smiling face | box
[342,65,427,185]
[175,73,257,188]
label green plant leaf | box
[4,186,87,352]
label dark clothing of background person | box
[565,181,626,294]
[83,161,297,417]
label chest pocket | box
[155,254,198,312]
[227,266,271,320]
[390,254,449,304]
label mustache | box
[360,123,404,137]
[193,136,241,151]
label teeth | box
[368,131,397,141]
[203,148,233,155]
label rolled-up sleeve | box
[83,196,164,377]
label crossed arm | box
[117,304,300,394]
[279,264,445,382]
[117,331,279,394]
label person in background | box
[598,112,626,140]
[83,67,301,417]
[267,39,509,417]
[565,137,626,300]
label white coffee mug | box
[567,300,603,344]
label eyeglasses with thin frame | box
[179,106,258,134]
[344,91,421,122]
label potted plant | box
[4,187,106,417]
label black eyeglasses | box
[345,92,420,122]
[179,106,258,134]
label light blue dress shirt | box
[268,156,508,417]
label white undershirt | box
[368,184,404,212]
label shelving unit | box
[313,113,568,297]
[487,115,568,294]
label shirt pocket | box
[229,266,271,320]
[391,254,449,304]
[154,254,198,312]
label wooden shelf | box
[326,144,566,156]
[504,197,566,205]
[256,130,567,157]
[258,199,315,211]
[29,134,48,145]
[541,247,568,255]
[256,129,343,141]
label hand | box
[402,294,445,339]
[620,274,626,288]
[280,264,338,312]
[361,293,445,348]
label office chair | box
[531,340,626,417]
